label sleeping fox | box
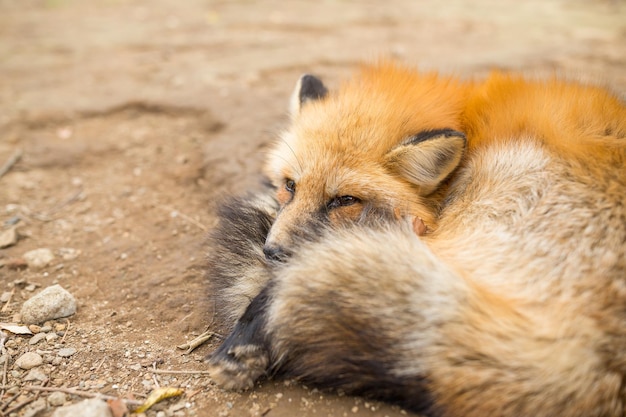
[205,62,626,416]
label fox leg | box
[205,191,278,332]
[208,222,444,413]
[206,283,273,390]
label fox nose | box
[263,245,288,262]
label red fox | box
[205,62,626,416]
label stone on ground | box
[20,284,77,325]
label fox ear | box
[385,129,466,196]
[289,74,328,117]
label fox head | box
[263,63,467,261]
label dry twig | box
[176,330,218,354]
[59,319,71,344]
[18,187,84,222]
[159,204,208,231]
[0,330,9,398]
[21,385,143,407]
[3,397,35,416]
[147,369,211,375]
[94,356,107,373]
[0,288,15,313]
[0,149,22,179]
[0,391,20,412]
[177,313,220,354]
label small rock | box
[1,291,12,303]
[5,215,21,225]
[23,398,47,417]
[57,347,77,358]
[15,352,43,369]
[29,332,47,345]
[24,368,47,382]
[58,247,81,261]
[46,333,59,342]
[48,391,67,406]
[29,324,42,333]
[0,226,18,248]
[52,398,113,417]
[6,385,19,395]
[40,325,53,332]
[23,248,55,269]
[20,284,77,324]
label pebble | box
[6,386,19,395]
[20,284,77,324]
[15,352,43,369]
[29,332,47,345]
[24,368,48,382]
[23,248,55,269]
[52,398,113,417]
[58,247,81,261]
[58,347,77,357]
[0,226,18,248]
[23,398,47,417]
[0,291,11,303]
[48,391,67,406]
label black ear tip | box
[299,74,328,104]
[407,129,466,145]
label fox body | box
[206,63,626,416]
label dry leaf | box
[0,323,33,335]
[132,387,184,413]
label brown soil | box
[1,1,625,416]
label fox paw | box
[207,344,269,390]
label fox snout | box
[262,243,291,262]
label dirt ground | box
[0,0,625,416]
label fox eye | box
[327,195,360,210]
[285,179,296,194]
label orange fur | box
[463,72,626,161]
